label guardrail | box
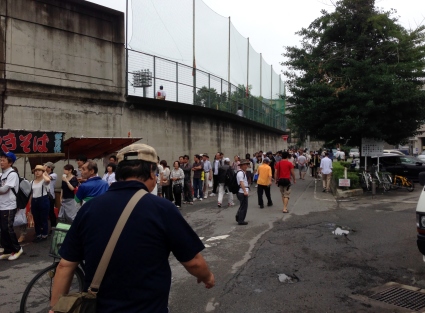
[127,49,286,131]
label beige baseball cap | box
[116,144,158,163]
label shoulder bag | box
[52,189,148,313]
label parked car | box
[417,150,425,162]
[349,148,359,158]
[383,149,407,156]
[371,154,425,181]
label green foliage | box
[283,0,425,146]
[332,161,360,189]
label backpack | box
[229,170,245,194]
[224,167,234,187]
[3,171,32,210]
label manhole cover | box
[369,285,425,311]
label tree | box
[283,0,425,145]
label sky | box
[88,0,424,79]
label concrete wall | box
[0,0,125,125]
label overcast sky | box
[88,0,424,77]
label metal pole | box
[245,37,249,115]
[193,0,196,105]
[260,53,262,98]
[153,56,156,98]
[176,62,179,102]
[208,73,210,107]
[271,64,273,101]
[125,0,129,98]
[228,16,231,99]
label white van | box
[416,172,425,255]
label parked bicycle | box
[20,225,85,313]
[392,174,414,192]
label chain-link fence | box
[129,0,285,101]
[128,50,286,130]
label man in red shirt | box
[275,151,296,213]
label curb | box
[336,188,363,198]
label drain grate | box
[370,286,425,311]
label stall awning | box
[27,137,142,168]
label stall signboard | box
[0,129,64,156]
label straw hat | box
[32,165,45,173]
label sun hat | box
[32,165,45,173]
[239,159,251,165]
[116,144,157,163]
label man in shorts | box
[297,153,307,180]
[275,151,296,213]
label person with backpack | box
[0,152,23,260]
[217,158,234,208]
[31,165,51,243]
[234,159,250,226]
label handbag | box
[14,209,27,227]
[52,189,148,313]
[173,183,182,195]
[253,173,259,182]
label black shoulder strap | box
[3,170,19,196]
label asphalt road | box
[1,177,424,313]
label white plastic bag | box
[208,180,213,188]
[14,209,27,227]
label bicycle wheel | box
[406,180,414,192]
[20,263,84,313]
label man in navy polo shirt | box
[51,144,215,313]
[74,160,109,204]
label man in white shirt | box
[0,152,23,260]
[156,85,166,100]
[319,152,333,192]
[236,159,250,226]
[297,153,307,180]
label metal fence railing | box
[127,49,286,131]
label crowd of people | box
[0,143,338,312]
[0,146,335,262]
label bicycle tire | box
[20,263,84,313]
[407,180,414,192]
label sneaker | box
[210,193,216,196]
[228,202,235,207]
[189,202,194,205]
[33,236,42,243]
[176,205,180,208]
[255,185,258,188]
[199,198,203,201]
[259,205,264,209]
[0,247,4,253]
[204,196,208,199]
[0,253,11,260]
[238,221,248,226]
[193,198,197,201]
[218,203,222,208]
[183,201,188,204]
[8,247,23,261]
[267,203,273,207]
[18,235,26,243]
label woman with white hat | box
[30,165,51,243]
